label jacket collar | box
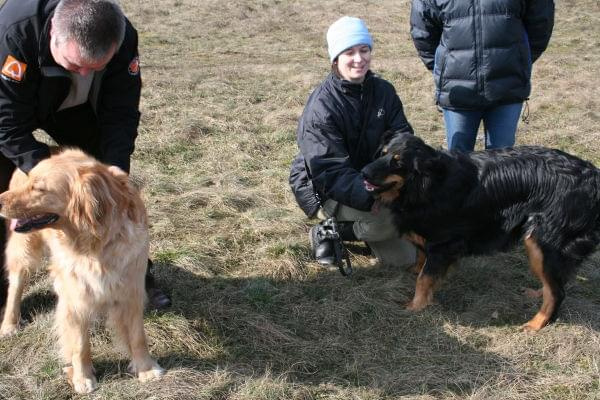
[38,10,57,67]
[38,6,71,78]
[328,70,374,96]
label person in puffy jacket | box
[289,16,416,268]
[410,0,554,152]
[0,0,170,310]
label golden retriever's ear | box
[105,166,145,223]
[68,166,117,238]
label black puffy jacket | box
[289,71,413,215]
[410,0,554,110]
[0,0,141,173]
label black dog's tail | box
[558,168,600,267]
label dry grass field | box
[1,0,600,399]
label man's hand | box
[107,165,127,177]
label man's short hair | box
[52,0,126,62]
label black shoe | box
[147,287,172,310]
[145,259,172,310]
[309,224,336,265]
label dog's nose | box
[361,165,373,181]
[362,156,388,180]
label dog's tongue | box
[8,214,59,233]
[364,180,380,192]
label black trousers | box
[0,104,155,308]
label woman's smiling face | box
[335,44,371,83]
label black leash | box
[321,201,353,277]
[320,217,352,277]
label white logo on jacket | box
[377,108,385,118]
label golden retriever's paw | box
[128,360,165,382]
[70,374,98,393]
[73,376,98,394]
[137,365,165,382]
[63,366,98,393]
[0,323,19,337]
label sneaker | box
[309,224,336,265]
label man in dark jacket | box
[290,16,416,269]
[0,0,170,309]
[410,0,554,152]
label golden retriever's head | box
[0,149,143,238]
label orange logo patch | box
[128,56,140,75]
[1,55,27,82]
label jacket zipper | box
[354,80,373,162]
[473,0,484,96]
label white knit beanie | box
[326,16,373,63]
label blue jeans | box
[443,103,523,152]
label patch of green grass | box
[153,249,186,265]
[266,242,306,259]
[244,279,279,310]
[35,358,60,381]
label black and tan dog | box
[362,131,600,331]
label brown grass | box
[1,0,600,398]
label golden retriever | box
[0,149,164,393]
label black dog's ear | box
[413,153,446,177]
[409,138,444,175]
[413,158,430,174]
[374,130,397,157]
[375,129,407,158]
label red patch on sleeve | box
[1,55,27,82]
[128,56,140,75]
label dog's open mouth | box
[364,180,380,192]
[10,214,59,233]
[364,179,395,193]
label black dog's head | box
[362,131,440,205]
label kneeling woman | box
[290,16,416,268]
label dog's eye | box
[390,154,402,167]
[381,147,388,155]
[31,182,46,192]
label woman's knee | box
[353,218,398,242]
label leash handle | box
[322,201,353,277]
